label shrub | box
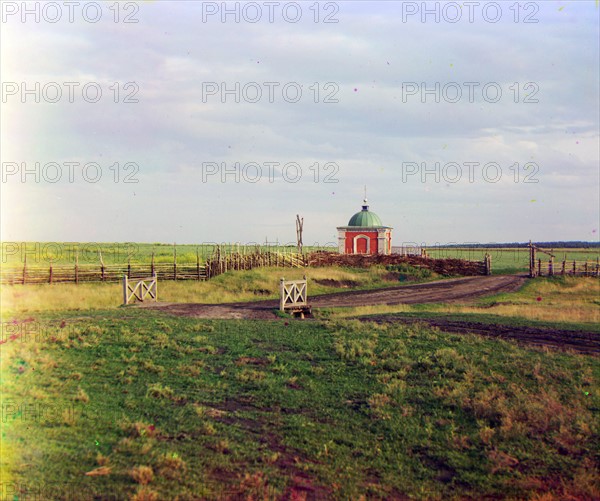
[131,465,154,485]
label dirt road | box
[357,316,600,355]
[145,274,526,319]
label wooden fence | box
[0,247,306,285]
[279,276,311,318]
[1,243,497,285]
[528,242,599,278]
[205,249,306,279]
[123,275,158,305]
[0,261,206,285]
[279,276,308,312]
[391,246,423,256]
[533,258,600,278]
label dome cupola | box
[347,198,384,227]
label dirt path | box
[357,316,600,356]
[143,275,527,319]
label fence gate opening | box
[123,274,158,305]
[279,275,311,318]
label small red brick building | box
[337,198,392,255]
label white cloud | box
[1,1,598,244]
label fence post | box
[484,253,492,275]
[123,275,128,305]
[127,258,131,279]
[151,252,155,278]
[279,278,285,311]
[49,259,53,284]
[549,256,554,276]
[196,248,201,280]
[173,244,177,280]
[75,251,79,284]
[99,250,105,282]
[529,242,536,278]
[529,243,532,277]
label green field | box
[1,257,599,499]
[2,311,599,500]
[0,242,336,267]
[424,247,600,274]
[2,242,598,276]
[1,265,436,315]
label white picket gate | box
[279,276,311,316]
[123,274,158,305]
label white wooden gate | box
[279,276,309,312]
[123,274,157,305]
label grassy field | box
[2,242,598,276]
[424,247,600,274]
[3,264,598,328]
[0,265,436,316]
[2,263,599,499]
[321,275,600,328]
[2,311,599,500]
[0,242,336,267]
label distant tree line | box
[429,242,600,249]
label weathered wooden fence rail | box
[1,247,494,285]
[534,259,600,278]
[528,242,600,278]
[0,263,206,285]
[280,276,308,311]
[279,276,311,317]
[0,248,306,285]
[205,249,306,279]
[123,275,157,305]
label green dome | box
[348,199,383,227]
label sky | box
[1,0,599,247]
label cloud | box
[1,1,598,244]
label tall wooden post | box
[75,251,79,284]
[123,275,128,305]
[279,278,285,311]
[173,244,177,281]
[49,258,53,284]
[127,257,131,279]
[484,253,492,275]
[549,256,554,276]
[531,243,537,278]
[296,214,304,254]
[528,241,534,278]
[196,248,201,280]
[99,250,105,282]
